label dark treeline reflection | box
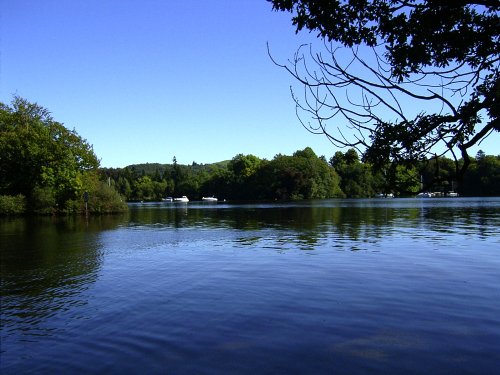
[127,200,499,245]
[2,200,497,305]
[0,215,124,331]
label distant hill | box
[102,160,230,179]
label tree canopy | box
[269,0,499,178]
[106,147,500,201]
[0,97,126,214]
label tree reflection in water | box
[126,199,500,251]
[1,215,123,333]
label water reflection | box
[1,198,499,374]
[2,201,499,321]
[0,215,123,336]
[127,198,500,249]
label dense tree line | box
[332,149,500,197]
[269,0,499,179]
[0,97,127,215]
[104,148,500,202]
[103,147,344,201]
[2,97,498,216]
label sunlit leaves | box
[0,97,100,211]
[269,0,499,179]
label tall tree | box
[269,0,499,179]
[0,97,128,214]
[461,152,500,196]
[330,148,378,197]
[264,147,342,200]
[0,97,99,207]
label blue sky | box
[1,1,497,167]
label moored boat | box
[375,193,394,198]
[416,192,433,198]
[173,196,189,202]
[202,197,218,202]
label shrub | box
[87,182,128,213]
[31,186,56,214]
[0,194,27,215]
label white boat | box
[162,197,173,202]
[416,192,433,198]
[375,193,394,198]
[202,197,218,202]
[448,192,459,197]
[173,196,189,203]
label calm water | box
[1,198,499,374]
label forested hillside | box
[0,97,127,215]
[2,97,499,216]
[103,149,500,202]
[102,148,344,201]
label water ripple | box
[2,198,499,374]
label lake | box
[1,198,500,374]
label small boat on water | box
[173,196,189,203]
[416,192,433,198]
[162,197,173,202]
[202,197,218,202]
[375,193,394,198]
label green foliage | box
[0,97,126,215]
[264,148,342,200]
[330,149,377,197]
[393,165,420,196]
[270,0,497,78]
[461,154,500,196]
[31,186,57,214]
[418,156,458,193]
[0,97,99,201]
[229,154,262,179]
[269,0,498,177]
[134,176,154,201]
[105,147,500,200]
[0,194,27,215]
[86,182,128,213]
[105,148,343,201]
[327,148,500,197]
